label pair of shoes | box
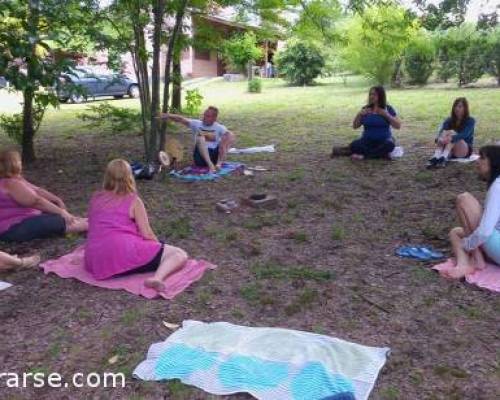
[427,156,447,169]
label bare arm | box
[379,109,401,129]
[33,184,66,209]
[132,197,158,242]
[6,179,72,222]
[158,113,191,128]
[353,109,367,129]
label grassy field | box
[1,77,499,400]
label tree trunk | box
[148,0,165,162]
[171,53,182,112]
[22,0,40,163]
[22,90,36,163]
[159,0,188,151]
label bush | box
[435,24,489,86]
[340,5,418,85]
[222,32,263,74]
[184,89,203,116]
[275,41,325,86]
[248,78,262,93]
[77,102,141,133]
[485,27,500,86]
[0,96,48,144]
[404,33,435,84]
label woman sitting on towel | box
[0,251,40,271]
[0,149,87,242]
[85,159,187,291]
[447,145,500,279]
[331,86,401,160]
[427,97,475,169]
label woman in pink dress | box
[85,159,187,292]
[0,149,87,242]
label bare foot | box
[144,278,165,292]
[444,264,476,279]
[472,250,486,270]
[208,165,217,173]
[20,254,41,269]
[351,154,364,161]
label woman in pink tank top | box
[84,159,187,292]
[0,149,87,242]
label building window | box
[194,48,211,61]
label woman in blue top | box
[427,97,475,169]
[446,145,500,278]
[349,86,401,160]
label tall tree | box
[0,0,97,161]
[414,0,471,31]
[341,4,418,85]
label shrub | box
[275,41,325,86]
[0,95,48,144]
[184,89,203,116]
[404,33,435,85]
[77,102,141,133]
[222,32,263,74]
[247,78,262,93]
[434,24,489,86]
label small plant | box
[0,93,51,144]
[184,89,203,116]
[77,102,141,133]
[163,216,192,239]
[331,225,344,241]
[248,78,262,93]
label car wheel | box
[128,85,140,98]
[59,98,69,103]
[70,94,86,104]
[114,95,124,99]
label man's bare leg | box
[195,135,217,173]
[216,132,236,168]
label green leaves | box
[275,40,325,86]
[222,32,263,74]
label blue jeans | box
[0,213,66,242]
[350,137,395,159]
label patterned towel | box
[133,321,390,400]
[433,258,500,292]
[170,162,244,181]
[40,246,216,299]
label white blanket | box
[448,154,479,163]
[229,145,276,154]
[134,320,389,400]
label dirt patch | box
[1,131,499,400]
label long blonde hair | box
[103,159,136,195]
[0,149,22,178]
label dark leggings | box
[350,137,395,159]
[113,246,164,277]
[0,213,66,242]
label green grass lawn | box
[1,77,499,400]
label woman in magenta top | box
[0,149,87,242]
[85,159,188,292]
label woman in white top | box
[447,145,500,278]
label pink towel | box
[40,246,216,299]
[433,258,500,292]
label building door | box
[217,53,225,76]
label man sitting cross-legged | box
[159,106,236,173]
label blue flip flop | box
[396,246,444,261]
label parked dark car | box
[57,67,139,103]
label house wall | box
[191,50,218,78]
